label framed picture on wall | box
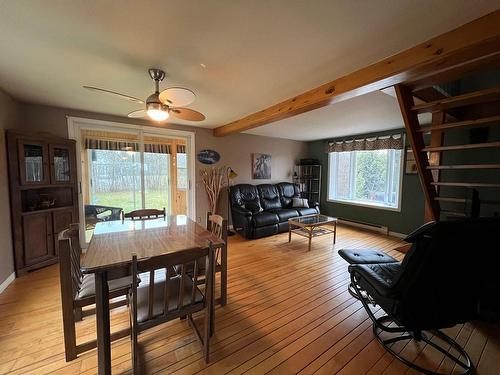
[252,153,271,179]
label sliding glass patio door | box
[80,128,187,240]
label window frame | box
[327,148,404,212]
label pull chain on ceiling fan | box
[83,68,205,122]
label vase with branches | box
[200,166,228,215]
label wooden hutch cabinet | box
[7,130,79,276]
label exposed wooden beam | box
[214,10,500,137]
[394,84,440,221]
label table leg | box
[308,228,312,251]
[288,223,292,242]
[334,221,337,244]
[95,271,111,375]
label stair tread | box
[427,164,500,170]
[411,85,500,113]
[418,114,500,132]
[422,141,500,152]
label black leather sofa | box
[229,182,319,239]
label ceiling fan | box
[83,68,205,122]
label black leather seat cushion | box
[252,211,279,227]
[339,248,398,265]
[295,207,318,216]
[270,208,299,222]
[350,263,402,298]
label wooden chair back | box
[206,212,228,306]
[130,243,215,368]
[58,223,83,299]
[122,207,166,222]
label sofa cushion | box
[270,208,299,222]
[292,198,309,208]
[296,207,318,216]
[230,184,262,210]
[257,184,282,210]
[252,211,279,227]
[277,182,300,208]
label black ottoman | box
[338,248,399,300]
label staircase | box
[395,83,500,221]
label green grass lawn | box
[91,190,169,213]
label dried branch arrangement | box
[200,166,228,215]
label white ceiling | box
[0,0,498,139]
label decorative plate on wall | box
[197,149,220,164]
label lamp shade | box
[228,168,238,179]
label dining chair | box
[175,212,228,306]
[122,207,166,222]
[129,243,215,372]
[58,224,133,361]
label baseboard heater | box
[338,218,389,235]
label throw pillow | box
[292,198,309,208]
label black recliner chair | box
[339,218,500,375]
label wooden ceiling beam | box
[213,10,500,137]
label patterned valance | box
[85,138,139,152]
[84,138,171,154]
[326,134,403,153]
[144,143,171,154]
[177,144,186,153]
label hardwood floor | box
[0,224,499,374]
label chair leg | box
[74,306,83,322]
[203,304,211,363]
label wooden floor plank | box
[0,225,499,375]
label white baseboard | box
[338,219,407,239]
[0,272,15,295]
[388,231,407,239]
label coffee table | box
[288,214,338,251]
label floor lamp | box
[226,167,238,236]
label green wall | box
[307,128,425,235]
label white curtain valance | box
[326,134,403,153]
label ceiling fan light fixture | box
[146,102,169,122]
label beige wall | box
[0,90,18,285]
[16,102,307,224]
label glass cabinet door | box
[50,146,72,183]
[19,141,49,185]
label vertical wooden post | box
[59,238,77,361]
[425,111,445,221]
[394,84,440,221]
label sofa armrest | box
[232,205,253,217]
[309,201,319,208]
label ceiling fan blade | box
[127,109,147,118]
[83,86,144,104]
[170,108,206,121]
[159,87,196,107]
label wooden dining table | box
[81,215,224,375]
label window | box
[328,149,403,210]
[176,152,188,190]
